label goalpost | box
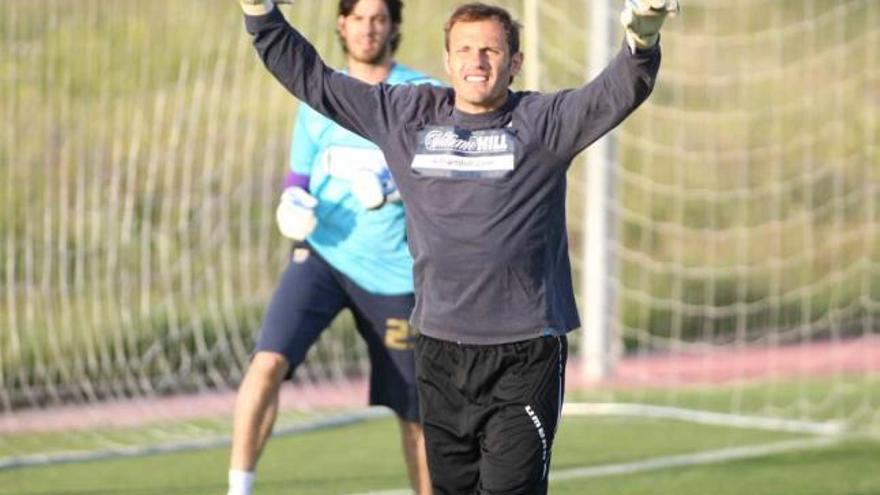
[522,0,619,382]
[582,0,617,381]
[1,0,878,461]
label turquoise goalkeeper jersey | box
[289,63,437,295]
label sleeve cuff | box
[625,35,661,56]
[244,2,285,34]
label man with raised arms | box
[237,0,676,492]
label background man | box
[238,0,676,492]
[228,1,435,494]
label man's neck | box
[454,92,511,115]
[347,58,394,84]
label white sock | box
[228,470,255,495]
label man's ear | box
[509,51,524,79]
[336,15,347,38]
[389,23,401,47]
[443,50,452,77]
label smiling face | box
[444,18,523,114]
[337,0,397,65]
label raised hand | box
[621,0,680,50]
[239,0,293,17]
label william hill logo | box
[424,129,509,154]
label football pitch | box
[1,408,878,494]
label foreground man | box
[237,0,676,492]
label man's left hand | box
[239,0,292,17]
[621,0,680,51]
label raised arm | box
[238,1,406,146]
[534,0,677,161]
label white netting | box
[1,0,878,438]
[0,0,355,411]
[573,0,879,430]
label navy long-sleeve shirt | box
[245,8,660,344]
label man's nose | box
[466,51,488,68]
[477,53,492,69]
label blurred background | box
[1,0,878,493]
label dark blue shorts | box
[256,242,419,422]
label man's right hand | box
[276,187,318,241]
[239,0,292,17]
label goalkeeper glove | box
[238,0,292,17]
[350,167,401,210]
[621,0,680,51]
[276,186,318,241]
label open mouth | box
[464,75,488,83]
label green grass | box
[554,437,880,495]
[2,374,879,493]
[0,414,878,495]
[4,374,877,461]
[568,373,880,430]
[0,408,341,459]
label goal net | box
[565,0,880,433]
[1,0,878,456]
